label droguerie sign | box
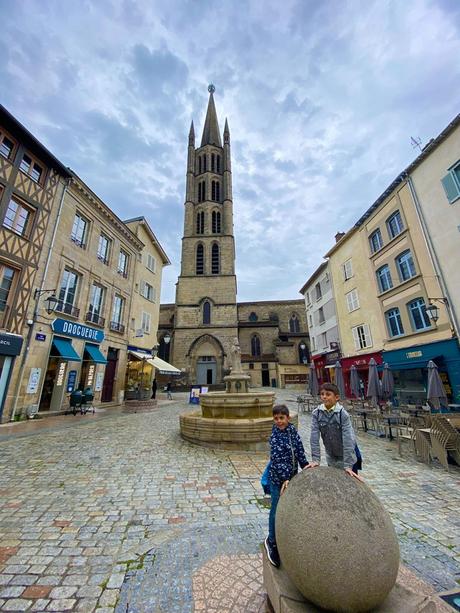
[52,319,105,343]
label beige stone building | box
[9,172,144,418]
[159,88,309,388]
[0,104,71,422]
[408,114,460,338]
[124,216,171,398]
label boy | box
[308,383,363,481]
[265,404,309,567]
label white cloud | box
[1,0,459,303]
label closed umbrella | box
[381,363,394,401]
[350,365,360,398]
[427,360,447,409]
[366,358,380,407]
[334,361,346,399]
[309,365,319,397]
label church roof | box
[200,90,222,147]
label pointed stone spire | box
[224,118,230,144]
[201,84,222,147]
[188,120,195,146]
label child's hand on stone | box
[281,480,289,494]
[345,468,364,482]
[305,461,319,469]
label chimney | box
[335,231,345,243]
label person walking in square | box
[307,383,363,480]
[166,381,173,400]
[151,378,157,400]
[265,404,309,567]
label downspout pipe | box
[405,173,460,339]
[10,177,70,420]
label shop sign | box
[35,333,47,342]
[285,374,307,383]
[95,372,104,392]
[66,370,77,393]
[51,319,104,343]
[406,350,423,359]
[26,368,41,394]
[325,350,341,365]
[0,332,23,356]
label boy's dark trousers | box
[268,481,281,546]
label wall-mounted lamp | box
[425,297,449,323]
[163,332,171,345]
[34,289,58,315]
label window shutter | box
[441,172,460,203]
[363,324,372,348]
[346,293,352,312]
[152,287,156,302]
[140,280,146,297]
[352,327,360,350]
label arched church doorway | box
[197,356,216,385]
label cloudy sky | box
[1,0,459,303]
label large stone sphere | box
[276,467,399,612]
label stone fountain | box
[180,338,290,451]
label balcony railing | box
[55,301,80,318]
[97,253,109,265]
[70,234,85,248]
[110,321,125,334]
[85,311,105,327]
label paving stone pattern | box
[0,391,459,612]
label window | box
[211,180,220,202]
[87,284,105,325]
[211,153,215,172]
[198,181,206,202]
[289,314,300,333]
[203,300,211,324]
[315,282,322,300]
[196,244,204,275]
[385,308,404,337]
[212,210,221,233]
[249,311,258,322]
[0,131,15,160]
[0,264,16,326]
[369,229,383,253]
[19,153,44,184]
[376,265,393,293]
[211,243,219,274]
[251,335,261,357]
[71,213,88,247]
[396,250,416,281]
[196,211,205,234]
[321,332,327,348]
[386,211,404,239]
[118,250,129,277]
[441,161,460,204]
[343,259,353,280]
[216,155,221,173]
[97,234,111,264]
[57,269,79,316]
[202,155,207,172]
[352,324,372,350]
[305,291,311,306]
[298,342,309,364]
[408,298,431,331]
[111,295,124,325]
[346,289,360,312]
[146,253,156,272]
[311,336,316,351]
[198,156,201,174]
[3,198,33,237]
[141,311,151,334]
[308,314,313,328]
[318,306,325,324]
[140,281,155,301]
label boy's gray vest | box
[317,409,345,460]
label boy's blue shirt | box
[269,422,308,486]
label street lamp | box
[426,297,449,324]
[299,341,308,365]
[34,289,58,315]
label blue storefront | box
[382,338,460,404]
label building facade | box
[160,88,309,388]
[124,216,171,399]
[0,105,71,421]
[300,261,341,386]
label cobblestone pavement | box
[0,390,459,612]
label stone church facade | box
[159,88,309,388]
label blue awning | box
[51,337,81,361]
[84,343,107,364]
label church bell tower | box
[171,85,238,384]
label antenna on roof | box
[410,136,422,152]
